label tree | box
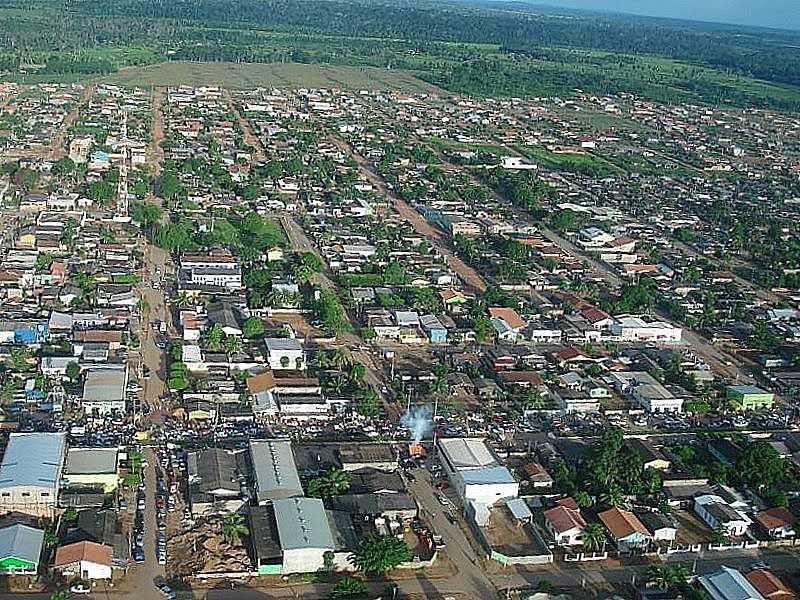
[352,534,411,573]
[35,253,53,272]
[737,441,787,491]
[52,157,75,176]
[330,576,368,599]
[224,335,243,354]
[582,522,606,552]
[88,180,114,203]
[130,202,162,229]
[329,348,351,370]
[49,593,70,600]
[243,316,265,339]
[10,348,32,371]
[202,324,225,351]
[222,513,249,546]
[348,362,366,384]
[65,361,80,382]
[308,469,351,499]
[574,491,593,508]
[354,388,380,417]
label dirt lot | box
[105,62,442,93]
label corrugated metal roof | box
[0,432,67,489]
[250,440,302,502]
[273,497,334,551]
[438,438,499,470]
[82,368,126,402]
[64,448,119,476]
[0,524,44,565]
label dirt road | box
[331,136,487,294]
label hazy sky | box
[536,0,800,30]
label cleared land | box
[105,61,442,93]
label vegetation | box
[352,534,411,573]
[2,0,800,110]
[221,513,249,546]
[330,576,368,599]
[307,469,351,499]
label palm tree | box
[222,513,249,546]
[308,469,351,498]
[599,485,623,508]
[582,522,606,553]
[224,335,243,354]
[329,348,351,370]
[645,566,668,589]
[174,292,194,308]
[202,324,225,351]
[267,289,293,308]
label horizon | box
[520,0,800,31]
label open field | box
[104,61,443,93]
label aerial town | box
[0,81,799,600]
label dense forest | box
[1,0,800,108]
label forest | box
[1,0,800,108]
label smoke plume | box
[402,405,433,442]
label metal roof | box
[0,432,67,490]
[82,368,126,402]
[699,566,766,600]
[65,447,119,475]
[273,497,334,551]
[438,438,499,471]
[249,440,303,502]
[0,524,44,565]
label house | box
[543,498,587,546]
[694,494,751,537]
[0,524,44,574]
[627,439,671,471]
[754,507,797,540]
[699,566,766,600]
[272,497,335,573]
[420,314,448,344]
[610,316,682,343]
[489,307,527,342]
[437,438,519,505]
[726,385,775,411]
[635,509,678,542]
[0,432,67,518]
[265,338,305,371]
[746,570,797,600]
[62,448,120,493]
[187,448,246,515]
[53,541,112,580]
[598,507,652,552]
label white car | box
[70,582,92,594]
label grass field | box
[104,61,443,92]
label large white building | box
[273,497,334,574]
[437,438,519,505]
[610,316,682,343]
[82,367,127,416]
[608,371,684,413]
[0,433,67,518]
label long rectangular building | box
[0,433,67,517]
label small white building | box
[543,499,586,546]
[610,316,682,343]
[53,541,112,580]
[265,338,305,371]
[694,494,751,537]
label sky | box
[533,0,800,31]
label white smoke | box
[402,405,433,442]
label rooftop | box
[0,432,67,490]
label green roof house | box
[0,524,44,574]
[726,385,775,411]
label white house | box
[543,499,587,546]
[53,541,112,580]
[694,494,751,537]
[0,432,67,518]
[265,338,305,371]
[608,371,684,413]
